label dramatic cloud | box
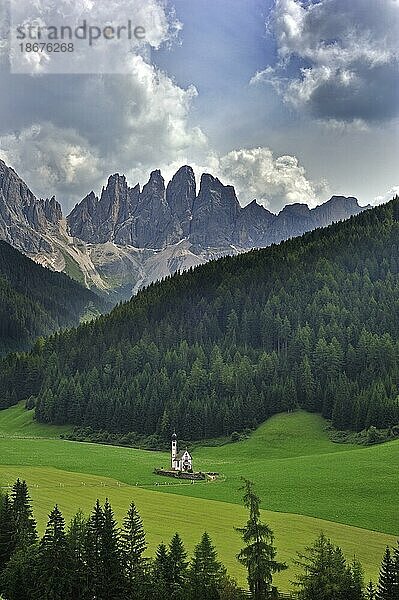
[253,0,399,124]
[0,1,207,210]
[0,123,103,201]
[215,147,328,211]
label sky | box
[0,0,398,213]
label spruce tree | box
[235,479,286,599]
[11,479,37,550]
[153,543,170,599]
[38,504,72,600]
[0,494,15,572]
[377,546,396,600]
[100,498,124,600]
[168,533,188,598]
[189,532,224,600]
[366,581,376,600]
[294,533,363,600]
[121,501,148,598]
[67,510,88,600]
[394,541,399,600]
[84,499,105,600]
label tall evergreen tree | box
[84,499,105,600]
[235,479,286,599]
[67,510,88,600]
[366,581,376,600]
[100,499,124,600]
[377,546,396,600]
[294,533,363,600]
[188,532,224,600]
[121,501,148,598]
[11,479,37,551]
[168,533,188,598]
[38,505,72,600]
[0,494,15,572]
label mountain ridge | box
[1,197,397,437]
[0,159,371,300]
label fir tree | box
[100,498,124,600]
[84,499,105,600]
[121,501,148,598]
[366,581,376,600]
[377,546,396,600]
[153,543,171,599]
[0,494,15,572]
[168,532,188,598]
[67,510,88,600]
[293,533,363,600]
[189,532,224,600]
[235,479,286,599]
[11,479,37,550]
[38,504,72,600]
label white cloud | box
[214,147,328,211]
[8,0,181,74]
[0,123,103,199]
[373,186,399,206]
[254,0,399,124]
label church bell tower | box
[171,432,177,469]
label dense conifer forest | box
[0,242,107,355]
[1,479,397,599]
[0,199,398,439]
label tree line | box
[0,242,107,356]
[0,478,397,600]
[0,198,398,440]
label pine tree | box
[0,494,16,572]
[11,479,37,550]
[38,504,72,600]
[366,581,376,600]
[377,546,396,599]
[189,532,224,600]
[153,543,171,599]
[235,479,286,599]
[84,499,105,600]
[393,541,399,600]
[168,532,188,598]
[67,510,88,600]
[293,533,362,600]
[121,501,148,598]
[100,498,124,600]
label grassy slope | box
[0,404,397,589]
[0,403,72,439]
[0,406,397,534]
[0,465,395,590]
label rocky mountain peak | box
[166,165,196,237]
[0,160,62,252]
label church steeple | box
[171,431,177,469]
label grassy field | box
[0,465,395,590]
[0,403,397,590]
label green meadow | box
[0,403,397,590]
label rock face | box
[0,159,62,252]
[166,165,196,238]
[0,158,370,301]
[190,174,241,247]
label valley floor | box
[0,404,397,590]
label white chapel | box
[171,432,193,472]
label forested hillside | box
[0,242,107,355]
[0,199,398,438]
